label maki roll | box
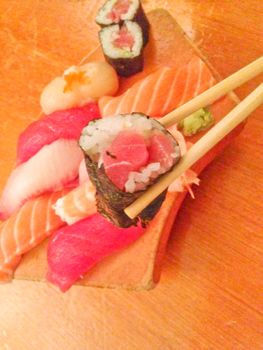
[99,21,144,77]
[79,113,181,227]
[96,0,150,45]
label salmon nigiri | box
[99,57,215,118]
[0,190,68,281]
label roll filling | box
[99,21,144,76]
[96,0,150,45]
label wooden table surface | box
[0,1,262,349]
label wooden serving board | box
[0,1,262,349]
[15,9,248,289]
[1,9,240,289]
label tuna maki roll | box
[79,113,181,227]
[96,0,150,45]
[99,21,144,77]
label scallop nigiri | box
[40,61,119,115]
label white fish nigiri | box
[40,61,119,115]
[0,139,82,220]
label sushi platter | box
[0,1,262,292]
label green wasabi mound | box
[178,108,214,136]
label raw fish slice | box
[0,256,21,282]
[99,57,215,117]
[47,213,145,292]
[0,190,67,281]
[103,131,149,170]
[53,180,96,225]
[113,25,135,49]
[0,139,82,220]
[104,161,134,190]
[148,133,176,169]
[103,130,149,189]
[17,103,100,165]
[107,0,130,22]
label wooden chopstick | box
[124,83,263,219]
[160,56,263,128]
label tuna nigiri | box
[99,57,215,117]
[0,139,82,220]
[17,103,100,165]
[0,190,67,281]
[47,213,145,292]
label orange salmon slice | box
[0,190,68,280]
[99,57,215,118]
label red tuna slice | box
[104,161,134,190]
[113,26,135,49]
[47,213,145,292]
[17,103,100,165]
[148,133,175,169]
[107,0,130,22]
[103,131,149,189]
[104,131,149,170]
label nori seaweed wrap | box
[79,113,181,227]
[99,21,144,77]
[96,0,150,45]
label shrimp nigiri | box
[53,181,96,225]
